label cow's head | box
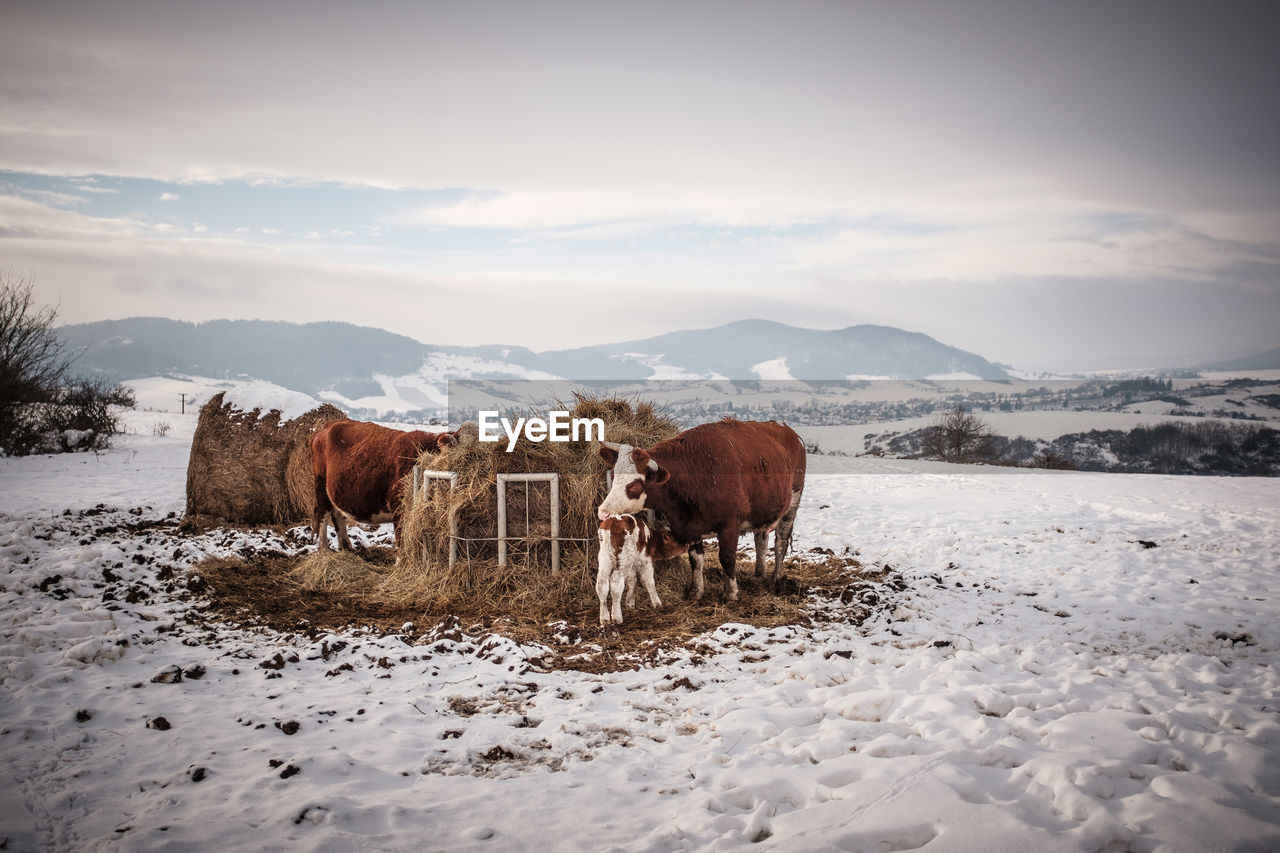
[597,441,669,519]
[436,431,457,450]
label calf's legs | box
[596,533,623,625]
[626,552,662,610]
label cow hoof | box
[599,623,620,640]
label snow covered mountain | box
[61,317,1010,411]
[520,319,1011,381]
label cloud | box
[11,188,90,208]
[0,194,140,241]
[791,203,1239,283]
[158,192,180,201]
[394,186,1279,291]
[4,189,1273,371]
[399,190,845,232]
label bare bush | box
[921,405,997,463]
[0,272,134,456]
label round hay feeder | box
[183,390,346,527]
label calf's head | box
[597,441,669,519]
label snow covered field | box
[2,418,1279,851]
[799,408,1280,460]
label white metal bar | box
[496,473,560,569]
[414,468,459,568]
[550,475,560,573]
[497,477,507,566]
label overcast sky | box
[1,0,1277,371]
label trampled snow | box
[1,415,1278,851]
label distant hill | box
[59,318,431,394]
[523,319,1010,380]
[1203,346,1280,372]
[58,317,1012,412]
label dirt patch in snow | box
[194,544,898,671]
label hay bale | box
[390,393,681,610]
[184,391,346,526]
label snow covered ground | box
[799,406,1280,459]
[2,417,1279,851]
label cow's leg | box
[596,535,614,625]
[717,528,740,602]
[313,477,333,551]
[638,556,662,609]
[624,553,637,609]
[753,530,769,578]
[332,509,353,551]
[609,567,626,625]
[773,488,803,587]
[689,542,706,601]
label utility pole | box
[180,393,186,414]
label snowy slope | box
[1,420,1279,851]
[799,409,1280,457]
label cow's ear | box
[598,445,619,466]
[437,433,456,448]
[646,464,670,485]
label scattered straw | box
[288,548,394,592]
[195,545,881,671]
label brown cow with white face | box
[597,418,806,600]
[310,419,457,551]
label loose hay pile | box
[387,394,682,614]
[184,391,346,528]
[196,545,885,672]
[288,547,396,592]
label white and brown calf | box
[596,514,687,626]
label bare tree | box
[0,271,133,455]
[0,272,70,405]
[921,404,997,463]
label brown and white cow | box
[310,419,457,551]
[596,513,688,626]
[597,418,806,600]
